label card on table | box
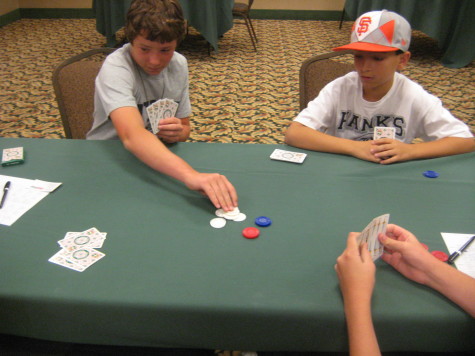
[373,127,395,140]
[357,214,390,261]
[50,227,107,272]
[2,147,24,166]
[49,252,86,272]
[57,247,105,269]
[270,149,307,164]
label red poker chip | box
[242,227,260,239]
[431,250,448,262]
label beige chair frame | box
[233,0,258,51]
[299,50,354,111]
[52,48,115,139]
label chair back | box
[299,51,354,111]
[52,48,115,139]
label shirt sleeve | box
[293,76,344,134]
[412,85,473,140]
[95,58,138,118]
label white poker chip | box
[215,209,225,217]
[210,217,226,229]
[222,207,241,220]
[232,213,247,222]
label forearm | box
[424,261,475,317]
[120,124,198,184]
[285,122,356,154]
[344,298,381,356]
[409,137,475,160]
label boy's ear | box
[397,51,411,70]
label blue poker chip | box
[255,216,272,227]
[423,170,439,178]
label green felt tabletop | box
[0,138,474,352]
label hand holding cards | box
[357,214,390,261]
[146,98,178,134]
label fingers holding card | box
[357,214,390,261]
[147,99,178,134]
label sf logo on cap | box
[357,17,372,35]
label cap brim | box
[333,42,399,52]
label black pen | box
[448,235,475,264]
[0,181,11,209]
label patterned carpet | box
[0,18,474,143]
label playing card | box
[357,214,390,260]
[147,103,159,134]
[50,227,107,272]
[58,228,106,249]
[373,127,395,140]
[270,149,307,164]
[49,251,86,272]
[58,247,105,269]
[147,99,178,134]
[2,147,24,166]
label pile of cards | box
[270,149,307,164]
[48,227,106,272]
[2,147,24,166]
[357,214,390,261]
[146,98,178,134]
[210,207,247,228]
[373,126,395,140]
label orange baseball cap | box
[333,10,411,52]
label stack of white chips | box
[210,207,246,228]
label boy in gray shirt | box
[87,0,237,211]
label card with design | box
[357,214,390,261]
[373,127,395,140]
[147,99,178,134]
[49,227,107,272]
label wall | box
[254,0,344,11]
[0,0,19,15]
[1,0,345,17]
[19,0,92,8]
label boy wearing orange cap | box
[285,10,474,164]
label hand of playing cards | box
[146,98,178,134]
[357,214,390,261]
[48,227,106,272]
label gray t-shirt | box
[87,43,192,140]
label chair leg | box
[243,16,257,51]
[246,15,258,43]
[235,14,257,51]
[339,7,345,29]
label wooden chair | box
[52,48,115,139]
[233,0,258,51]
[299,51,354,111]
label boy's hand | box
[183,172,238,212]
[156,117,189,143]
[370,139,413,164]
[378,224,436,285]
[335,232,376,302]
[351,141,382,163]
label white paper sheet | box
[0,175,61,226]
[441,233,475,278]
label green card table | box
[0,138,474,352]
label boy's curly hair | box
[125,0,186,44]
